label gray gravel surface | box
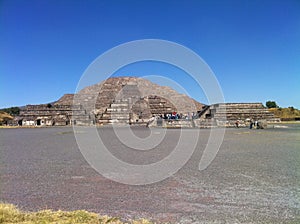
[0,125,299,223]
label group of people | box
[234,119,260,129]
[161,112,195,120]
[249,119,259,129]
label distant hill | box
[0,107,20,116]
[269,107,300,121]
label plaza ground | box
[0,125,299,223]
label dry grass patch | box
[269,107,300,120]
[0,111,13,125]
[0,203,154,224]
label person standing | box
[235,120,239,128]
[250,119,254,129]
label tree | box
[0,107,20,116]
[266,101,278,108]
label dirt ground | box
[0,125,299,223]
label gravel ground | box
[0,125,299,223]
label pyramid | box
[56,76,204,124]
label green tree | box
[0,107,20,116]
[266,101,278,108]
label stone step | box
[110,104,129,108]
[101,114,130,119]
[108,119,130,123]
[214,104,264,109]
[107,108,130,112]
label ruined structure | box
[16,77,203,126]
[193,103,278,128]
[16,104,91,126]
[15,77,277,127]
[147,103,277,128]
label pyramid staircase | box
[99,99,131,124]
[98,83,142,124]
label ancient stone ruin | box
[15,77,203,126]
[14,77,277,127]
[193,103,278,128]
[16,104,91,126]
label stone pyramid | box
[56,76,204,124]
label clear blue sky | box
[1,0,299,108]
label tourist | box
[235,120,239,128]
[250,119,254,129]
